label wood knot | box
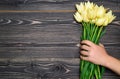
[25,63,70,78]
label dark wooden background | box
[0,0,120,79]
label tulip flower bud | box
[81,11,90,22]
[85,1,94,10]
[103,18,109,26]
[88,9,96,20]
[96,18,105,26]
[74,12,83,22]
[106,10,116,23]
[76,3,84,14]
[96,6,106,18]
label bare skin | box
[80,40,120,75]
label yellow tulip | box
[96,18,105,26]
[74,12,83,22]
[91,19,97,23]
[81,10,90,22]
[96,6,106,18]
[103,18,109,26]
[87,9,96,20]
[94,5,99,12]
[83,17,90,22]
[85,1,94,10]
[105,10,116,23]
[76,2,85,13]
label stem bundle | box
[80,22,106,79]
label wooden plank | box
[0,46,119,58]
[0,0,119,12]
[0,58,119,79]
[0,47,79,58]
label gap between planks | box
[0,10,120,13]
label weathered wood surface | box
[0,0,120,79]
[0,58,119,79]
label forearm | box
[104,55,120,75]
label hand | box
[80,40,109,66]
[80,40,120,75]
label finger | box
[80,45,90,50]
[80,55,89,61]
[81,51,89,56]
[81,40,94,47]
[99,43,104,48]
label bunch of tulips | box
[74,1,116,79]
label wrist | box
[102,55,120,75]
[102,55,112,67]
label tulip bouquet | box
[74,1,116,79]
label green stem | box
[97,65,101,79]
[91,25,99,43]
[95,26,104,44]
[89,64,94,79]
[90,23,96,41]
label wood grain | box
[0,58,119,79]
